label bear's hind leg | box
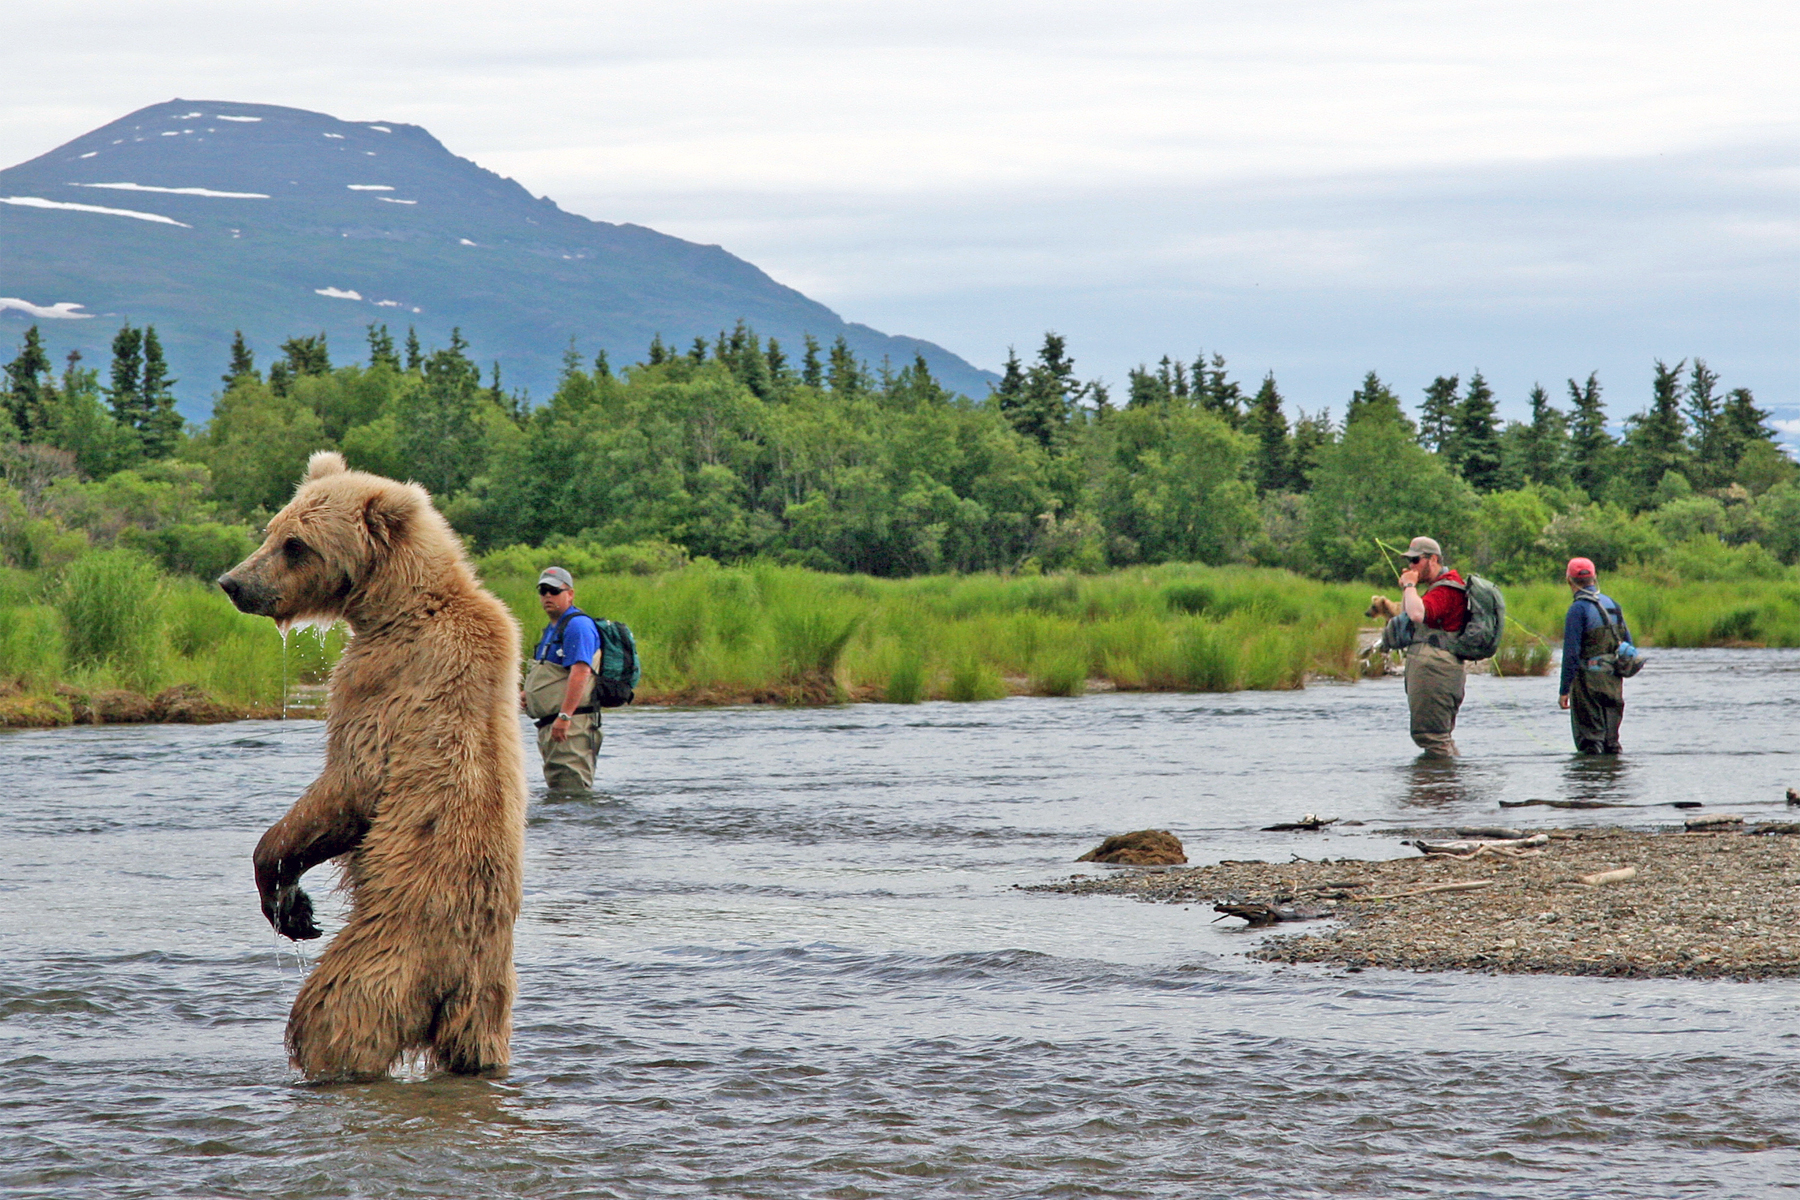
[428,951,516,1076]
[286,921,431,1081]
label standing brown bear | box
[219,451,527,1080]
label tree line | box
[3,319,1796,585]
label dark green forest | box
[4,319,1796,586]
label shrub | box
[0,605,65,690]
[884,652,925,704]
[56,548,167,693]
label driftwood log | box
[1576,866,1638,886]
[1502,798,1703,810]
[1263,814,1338,832]
[1213,900,1334,926]
[1408,834,1549,858]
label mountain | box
[0,100,996,416]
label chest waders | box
[524,609,602,792]
[1570,594,1625,755]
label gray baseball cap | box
[1404,536,1442,558]
[537,566,574,592]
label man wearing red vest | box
[1397,535,1468,757]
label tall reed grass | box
[489,560,1365,703]
[2,549,1793,719]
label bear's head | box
[218,451,456,629]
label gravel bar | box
[1029,826,1800,980]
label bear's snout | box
[218,571,271,615]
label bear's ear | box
[362,486,413,553]
[306,451,349,482]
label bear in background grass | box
[219,451,527,1080]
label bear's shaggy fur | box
[219,452,527,1080]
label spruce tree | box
[1244,372,1291,492]
[1001,333,1086,450]
[801,335,823,388]
[1344,371,1411,432]
[404,326,423,372]
[1519,383,1568,486]
[1683,359,1726,486]
[1418,375,1459,453]
[5,325,53,440]
[279,333,331,378]
[689,336,709,364]
[763,338,787,387]
[1126,364,1169,408]
[1166,357,1188,401]
[1197,353,1242,426]
[1566,372,1613,499]
[1623,359,1690,501]
[1719,385,1775,469]
[223,330,257,386]
[827,336,864,395]
[1288,409,1335,492]
[138,327,182,458]
[991,348,1025,417]
[594,348,612,380]
[1451,370,1502,491]
[647,333,669,366]
[107,323,145,432]
[366,323,399,371]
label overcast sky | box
[5,0,1795,434]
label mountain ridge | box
[1,99,996,415]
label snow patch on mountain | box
[315,287,362,300]
[346,185,393,191]
[78,152,97,159]
[369,126,392,133]
[1,196,190,226]
[323,133,344,140]
[0,298,94,320]
[377,197,416,205]
[215,115,261,122]
[76,182,269,199]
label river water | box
[4,649,1798,1198]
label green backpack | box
[591,618,641,707]
[1437,574,1506,661]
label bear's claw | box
[270,885,322,940]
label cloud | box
[1,1,1793,418]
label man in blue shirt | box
[1558,557,1632,755]
[519,566,602,791]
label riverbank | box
[1035,823,1800,980]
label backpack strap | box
[539,607,598,662]
[1577,591,1616,627]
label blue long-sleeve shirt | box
[1559,589,1632,695]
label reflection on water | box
[3,648,1799,1198]
[1563,752,1635,804]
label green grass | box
[488,561,1373,702]
[1,551,1794,717]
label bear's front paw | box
[269,885,322,940]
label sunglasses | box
[537,584,567,596]
[1405,556,1422,565]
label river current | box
[3,649,1798,1197]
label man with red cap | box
[1559,557,1634,754]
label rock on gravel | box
[1030,826,1800,980]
